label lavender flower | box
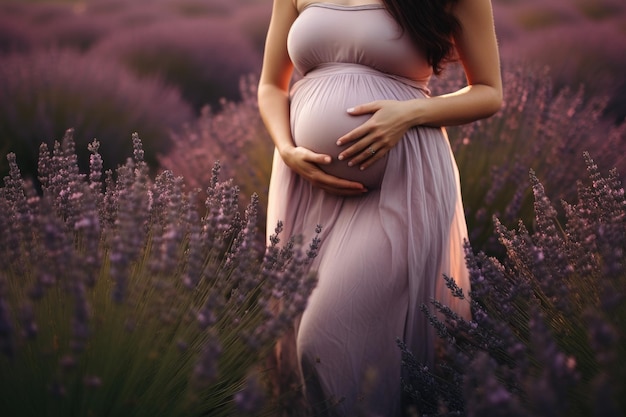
[160,76,275,233]
[0,277,14,358]
[0,48,193,181]
[402,154,625,417]
[89,17,261,111]
[234,372,266,414]
[18,303,37,340]
[431,63,626,257]
[2,130,320,416]
[192,330,222,387]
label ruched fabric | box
[266,4,471,416]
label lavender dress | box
[266,3,471,415]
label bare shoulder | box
[450,0,501,93]
[291,0,322,13]
[268,0,299,24]
[452,0,495,22]
[260,0,299,89]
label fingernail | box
[346,107,354,113]
[324,156,331,163]
[336,140,342,145]
[338,155,344,161]
[347,161,353,167]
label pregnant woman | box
[258,0,502,415]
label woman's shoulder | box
[294,0,313,13]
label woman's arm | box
[257,0,297,157]
[337,0,502,169]
[258,0,368,195]
[405,0,503,126]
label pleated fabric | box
[266,4,471,416]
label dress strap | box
[301,3,385,12]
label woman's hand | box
[280,145,369,196]
[258,0,368,197]
[336,99,414,170]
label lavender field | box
[1,0,625,416]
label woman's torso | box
[288,3,433,188]
[288,2,431,81]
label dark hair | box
[382,0,461,74]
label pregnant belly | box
[290,77,389,189]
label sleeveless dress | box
[265,3,471,416]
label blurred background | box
[0,0,625,253]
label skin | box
[258,0,503,196]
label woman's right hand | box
[258,0,366,197]
[280,145,368,196]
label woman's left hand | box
[336,99,414,170]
